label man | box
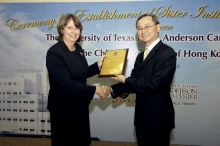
[110,13,177,145]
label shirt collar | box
[146,38,160,51]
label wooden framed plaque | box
[99,48,129,78]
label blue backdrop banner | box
[0,1,220,145]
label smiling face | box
[61,18,80,46]
[137,16,161,46]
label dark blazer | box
[46,40,100,112]
[111,40,176,133]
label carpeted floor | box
[0,137,185,146]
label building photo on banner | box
[0,0,220,145]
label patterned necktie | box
[143,47,150,60]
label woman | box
[46,13,108,146]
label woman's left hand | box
[98,55,106,68]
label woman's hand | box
[98,55,106,68]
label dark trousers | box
[135,128,171,146]
[50,109,91,146]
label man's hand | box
[111,73,126,83]
[96,85,112,100]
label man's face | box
[137,16,160,46]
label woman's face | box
[61,18,80,44]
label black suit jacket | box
[111,40,176,133]
[46,40,100,112]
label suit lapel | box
[75,48,89,73]
[67,51,88,74]
[59,41,88,74]
[140,41,163,68]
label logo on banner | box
[171,84,198,106]
[107,93,135,104]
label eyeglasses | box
[137,24,156,32]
